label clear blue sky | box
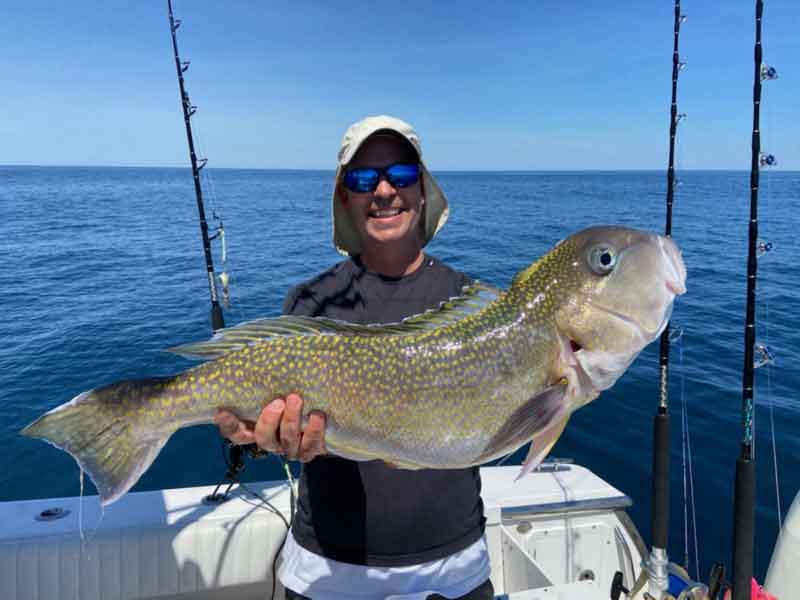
[1,1,797,170]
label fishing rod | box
[645,2,686,597]
[731,1,774,598]
[166,0,225,332]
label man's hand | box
[215,393,327,462]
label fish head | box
[549,226,687,398]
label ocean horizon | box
[5,164,799,173]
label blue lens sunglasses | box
[342,163,421,193]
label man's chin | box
[366,219,414,241]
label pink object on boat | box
[723,578,777,600]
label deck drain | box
[516,521,532,534]
[36,507,70,521]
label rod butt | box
[211,303,225,331]
[731,456,755,600]
[651,412,671,550]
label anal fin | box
[516,415,570,480]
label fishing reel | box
[611,563,717,600]
[203,440,268,505]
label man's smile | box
[369,207,406,219]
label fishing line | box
[191,110,232,309]
[238,467,294,600]
[759,68,782,533]
[219,441,295,600]
[79,469,84,540]
[678,341,688,573]
[681,338,699,581]
[192,96,234,314]
[673,327,698,580]
[669,49,701,582]
[76,468,106,546]
[189,106,222,220]
[763,302,781,530]
[72,467,108,600]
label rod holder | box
[645,546,669,599]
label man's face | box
[340,134,424,251]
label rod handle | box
[211,303,225,331]
[731,456,755,600]
[651,412,671,549]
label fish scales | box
[21,226,687,505]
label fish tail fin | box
[21,378,176,506]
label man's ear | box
[336,183,349,206]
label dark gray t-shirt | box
[283,255,485,567]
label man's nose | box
[373,178,396,198]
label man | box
[216,116,492,600]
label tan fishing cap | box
[332,115,449,255]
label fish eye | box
[588,245,616,275]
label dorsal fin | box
[167,282,503,360]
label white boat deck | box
[0,463,644,600]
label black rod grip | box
[651,412,671,549]
[211,303,225,332]
[731,456,755,600]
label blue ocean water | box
[1,166,798,581]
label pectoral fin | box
[516,414,570,480]
[477,382,570,466]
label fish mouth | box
[587,298,662,341]
[558,302,661,395]
[659,235,687,296]
[555,331,598,406]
